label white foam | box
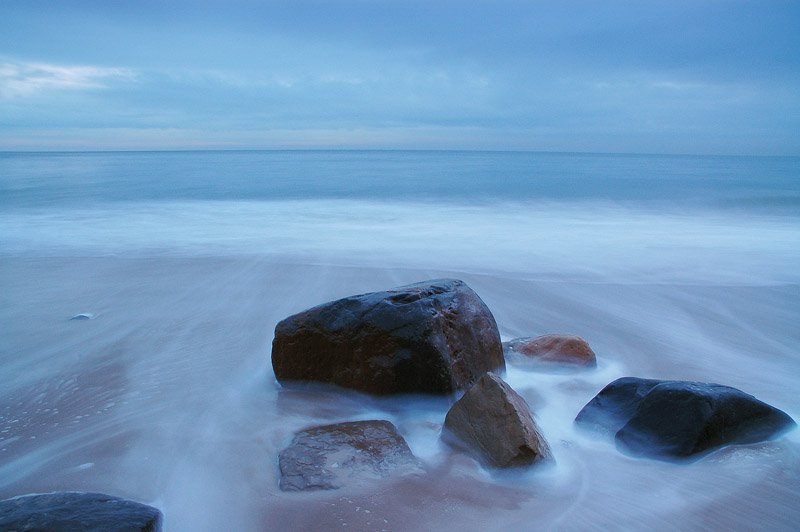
[1,199,798,285]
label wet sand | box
[1,256,799,530]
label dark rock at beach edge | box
[279,419,424,492]
[272,279,505,395]
[442,373,553,468]
[0,491,162,531]
[576,377,796,460]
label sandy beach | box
[2,255,798,530]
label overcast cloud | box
[1,1,798,154]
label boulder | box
[575,377,796,460]
[442,373,553,468]
[503,334,596,368]
[0,492,162,531]
[271,279,505,395]
[278,420,422,491]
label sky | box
[1,1,798,154]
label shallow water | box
[1,151,798,530]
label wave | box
[2,198,798,285]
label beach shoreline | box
[2,254,798,530]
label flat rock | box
[442,373,553,468]
[0,492,162,531]
[503,334,596,368]
[575,377,796,460]
[271,279,505,395]
[278,420,422,491]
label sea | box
[1,150,798,530]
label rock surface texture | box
[272,279,505,395]
[442,373,553,467]
[575,377,796,460]
[0,492,162,531]
[278,420,422,491]
[503,334,596,367]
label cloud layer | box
[1,1,798,154]
[0,60,134,97]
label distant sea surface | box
[3,150,799,207]
[1,150,799,283]
[1,150,799,530]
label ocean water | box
[1,150,799,530]
[2,150,799,284]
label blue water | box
[2,150,799,209]
[1,150,798,284]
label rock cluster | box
[273,279,552,489]
[0,492,162,532]
[575,377,796,460]
[271,278,795,490]
[272,279,505,395]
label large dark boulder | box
[442,373,553,468]
[278,420,422,491]
[0,492,162,531]
[575,377,796,460]
[271,279,505,395]
[503,333,596,368]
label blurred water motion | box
[1,151,798,530]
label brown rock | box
[503,334,596,367]
[278,420,422,491]
[442,373,553,468]
[271,279,505,395]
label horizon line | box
[1,147,798,159]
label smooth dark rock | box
[503,334,596,368]
[278,420,422,491]
[271,279,505,395]
[442,373,553,468]
[576,377,796,460]
[574,377,660,436]
[0,492,162,531]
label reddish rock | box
[278,420,422,491]
[271,279,505,395]
[504,334,596,367]
[442,373,553,468]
